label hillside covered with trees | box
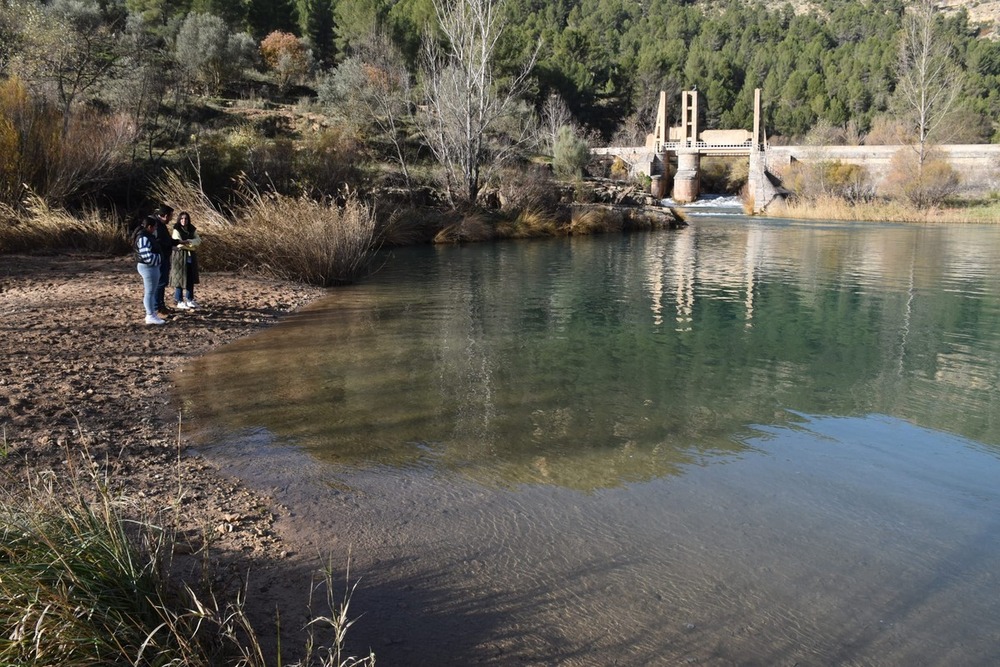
[2,0,999,218]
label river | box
[177,217,1000,666]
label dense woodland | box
[1,0,998,213]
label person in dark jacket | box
[152,204,176,317]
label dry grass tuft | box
[152,170,229,229]
[495,209,564,239]
[570,206,626,235]
[0,196,128,254]
[377,206,442,246]
[433,212,495,244]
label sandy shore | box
[0,252,331,658]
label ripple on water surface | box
[179,222,1000,665]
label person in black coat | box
[151,204,177,316]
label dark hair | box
[143,215,158,227]
[178,211,191,224]
[156,204,174,217]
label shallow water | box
[178,219,1000,665]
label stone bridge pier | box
[673,151,701,202]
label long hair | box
[175,211,196,234]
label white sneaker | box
[185,299,199,309]
[145,314,166,325]
[175,301,191,310]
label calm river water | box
[177,218,1000,666]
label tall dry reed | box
[217,191,378,286]
[0,196,128,254]
[153,175,380,286]
[773,195,1000,223]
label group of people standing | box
[133,204,202,325]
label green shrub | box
[552,125,589,181]
[174,12,256,92]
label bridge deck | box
[593,143,757,158]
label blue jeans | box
[174,286,194,303]
[137,262,160,316]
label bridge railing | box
[658,141,756,151]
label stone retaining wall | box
[766,144,1000,195]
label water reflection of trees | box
[177,224,1000,490]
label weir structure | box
[593,88,767,208]
[594,89,1000,213]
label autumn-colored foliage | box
[260,31,310,91]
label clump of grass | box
[433,211,495,243]
[776,195,933,222]
[494,209,564,239]
[0,195,128,254]
[0,467,219,665]
[947,199,1000,223]
[0,448,376,667]
[774,194,1000,223]
[569,206,624,235]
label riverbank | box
[0,253,329,660]
[768,196,1000,223]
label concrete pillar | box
[673,150,700,202]
[653,91,668,151]
[752,88,761,150]
[650,175,665,199]
[680,90,699,147]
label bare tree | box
[539,92,574,155]
[323,31,414,189]
[419,0,538,205]
[895,0,961,167]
